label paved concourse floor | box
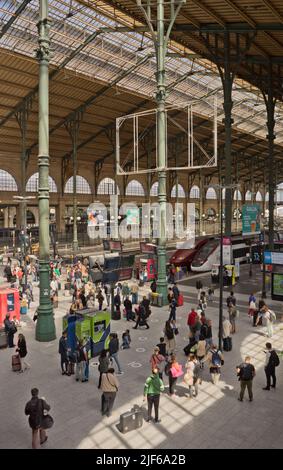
[0,265,283,449]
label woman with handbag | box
[184,354,196,398]
[167,354,183,397]
[100,368,119,417]
[16,334,30,373]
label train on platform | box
[170,231,283,273]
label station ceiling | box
[0,0,283,185]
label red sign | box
[222,237,231,245]
[109,240,122,252]
[118,267,133,281]
[140,242,157,254]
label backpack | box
[193,362,201,379]
[240,363,254,381]
[270,350,280,367]
[211,350,221,367]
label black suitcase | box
[65,282,71,291]
[223,337,232,352]
[119,405,143,433]
[0,328,7,349]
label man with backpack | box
[236,356,256,401]
[263,342,280,390]
[204,344,224,384]
[25,388,51,449]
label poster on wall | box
[222,237,232,265]
[242,204,261,236]
[272,273,283,297]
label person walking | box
[248,293,256,318]
[16,334,30,373]
[184,354,195,398]
[226,291,236,307]
[167,354,183,397]
[98,349,110,388]
[101,368,119,417]
[172,282,180,301]
[263,342,280,390]
[75,340,88,382]
[237,356,256,402]
[143,368,165,423]
[150,347,166,379]
[124,296,133,322]
[25,388,51,449]
[133,304,150,329]
[196,334,206,368]
[228,304,237,334]
[58,330,69,376]
[204,344,224,385]
[109,333,123,374]
[131,283,139,305]
[222,315,232,351]
[114,291,121,318]
[96,289,104,311]
[104,284,111,307]
[168,298,177,324]
[4,313,17,348]
[163,320,176,355]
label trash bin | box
[149,292,163,307]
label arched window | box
[206,187,217,200]
[265,192,269,202]
[0,170,18,191]
[150,182,158,196]
[255,191,263,202]
[189,185,200,199]
[26,210,35,226]
[65,176,91,194]
[245,190,252,201]
[26,173,57,192]
[97,178,120,195]
[222,188,225,199]
[125,180,145,196]
[171,184,186,198]
[233,189,242,201]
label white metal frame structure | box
[116,100,218,176]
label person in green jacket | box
[143,368,165,423]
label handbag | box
[174,328,179,335]
[171,363,184,378]
[41,414,54,430]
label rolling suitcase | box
[223,337,232,352]
[0,328,7,349]
[67,361,75,375]
[12,354,21,372]
[119,405,143,434]
[65,282,71,291]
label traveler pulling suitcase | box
[119,405,143,433]
[12,354,21,372]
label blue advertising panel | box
[242,204,261,236]
[7,293,15,312]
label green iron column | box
[156,0,168,302]
[35,0,56,342]
[266,70,276,251]
[222,33,234,238]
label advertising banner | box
[222,237,232,265]
[242,204,261,235]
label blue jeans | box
[132,293,138,305]
[111,352,122,373]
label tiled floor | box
[1,265,283,449]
